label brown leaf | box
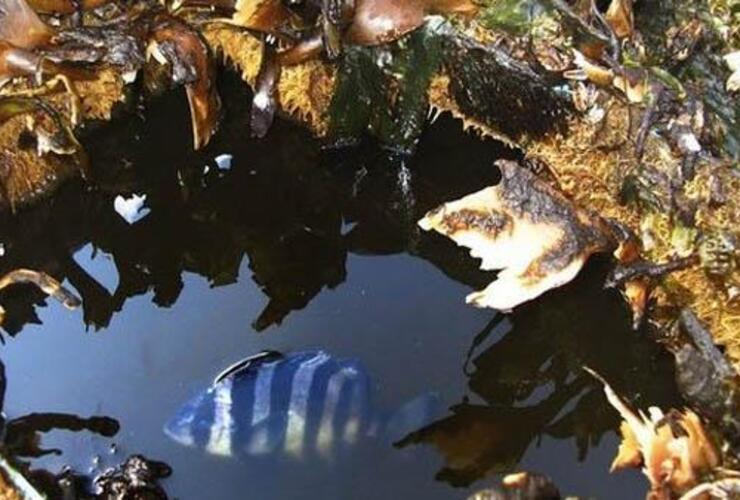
[0,0,53,49]
[419,160,612,311]
[25,0,109,15]
[623,278,649,330]
[0,41,41,80]
[682,412,720,477]
[346,0,477,46]
[149,18,221,150]
[605,0,634,39]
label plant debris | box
[418,159,613,311]
[587,367,740,500]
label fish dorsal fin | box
[213,350,283,385]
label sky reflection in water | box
[0,73,680,499]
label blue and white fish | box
[164,350,440,460]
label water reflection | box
[0,72,680,496]
[0,357,120,496]
[5,412,119,459]
[398,263,680,486]
[0,73,505,335]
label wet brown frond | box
[203,24,334,134]
[0,0,53,49]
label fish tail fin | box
[382,392,442,444]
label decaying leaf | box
[418,160,612,311]
[605,0,634,39]
[0,0,53,49]
[148,17,221,150]
[586,368,721,498]
[612,420,643,470]
[26,0,110,15]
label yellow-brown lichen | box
[0,67,127,210]
[0,116,76,211]
[428,74,520,148]
[75,68,127,121]
[203,24,334,135]
[527,98,740,369]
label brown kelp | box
[0,0,223,210]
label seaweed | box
[328,21,446,153]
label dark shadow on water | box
[0,70,510,335]
[0,70,680,497]
[396,258,680,487]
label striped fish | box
[164,350,440,460]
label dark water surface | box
[0,73,681,499]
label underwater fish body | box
[166,350,435,460]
